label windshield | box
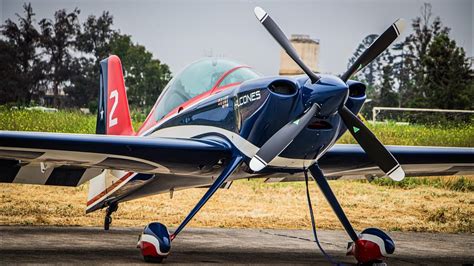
[153,58,260,121]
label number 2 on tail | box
[109,90,118,127]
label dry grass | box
[1,177,472,233]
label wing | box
[319,144,474,179]
[0,131,232,186]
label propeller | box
[249,104,319,172]
[251,6,405,181]
[254,7,320,84]
[341,19,406,82]
[339,106,404,181]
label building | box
[279,34,320,75]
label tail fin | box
[88,55,134,212]
[96,55,134,136]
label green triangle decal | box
[353,126,360,133]
[293,119,300,125]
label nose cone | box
[304,75,349,117]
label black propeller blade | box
[339,106,404,181]
[341,19,406,82]
[254,7,320,84]
[252,6,405,180]
[249,104,319,172]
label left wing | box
[319,144,474,179]
[0,131,232,186]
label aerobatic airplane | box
[0,6,472,265]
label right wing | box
[319,144,474,179]
[0,131,232,186]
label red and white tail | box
[88,55,134,212]
[96,55,134,136]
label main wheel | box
[143,256,164,263]
[348,228,395,264]
[137,222,171,263]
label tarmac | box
[0,226,473,265]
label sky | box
[1,0,472,76]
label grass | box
[0,177,472,233]
[0,107,143,133]
[0,107,472,233]
[0,108,473,147]
[369,176,474,192]
[337,121,474,147]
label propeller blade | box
[254,6,320,84]
[341,19,406,82]
[339,106,404,181]
[249,104,319,172]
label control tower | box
[279,34,320,75]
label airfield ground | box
[1,177,472,233]
[0,226,472,265]
[0,109,473,264]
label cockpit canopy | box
[153,58,261,121]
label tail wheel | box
[104,216,112,230]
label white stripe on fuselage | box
[148,125,315,169]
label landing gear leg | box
[137,155,243,263]
[308,164,395,264]
[104,202,118,231]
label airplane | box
[0,6,473,265]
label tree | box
[76,11,115,60]
[1,4,172,110]
[391,41,415,107]
[109,34,172,111]
[402,3,450,107]
[39,8,81,107]
[348,34,381,88]
[377,66,399,107]
[67,11,116,108]
[0,3,44,105]
[423,33,473,109]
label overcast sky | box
[1,0,472,76]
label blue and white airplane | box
[0,7,472,264]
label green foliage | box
[348,34,380,88]
[369,176,473,192]
[337,121,473,147]
[0,3,44,105]
[0,107,96,133]
[423,33,473,109]
[347,3,473,111]
[1,108,471,148]
[39,7,81,108]
[67,11,116,108]
[0,4,172,112]
[109,34,172,109]
[0,107,144,133]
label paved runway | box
[0,226,473,265]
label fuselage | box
[88,58,367,210]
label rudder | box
[96,55,134,136]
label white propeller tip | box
[249,155,267,172]
[388,166,405,181]
[254,6,268,22]
[394,19,406,36]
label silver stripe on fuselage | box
[148,125,316,169]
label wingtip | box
[254,6,267,22]
[388,166,405,181]
[249,156,267,172]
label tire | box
[104,216,112,230]
[143,256,164,263]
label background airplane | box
[0,6,472,264]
